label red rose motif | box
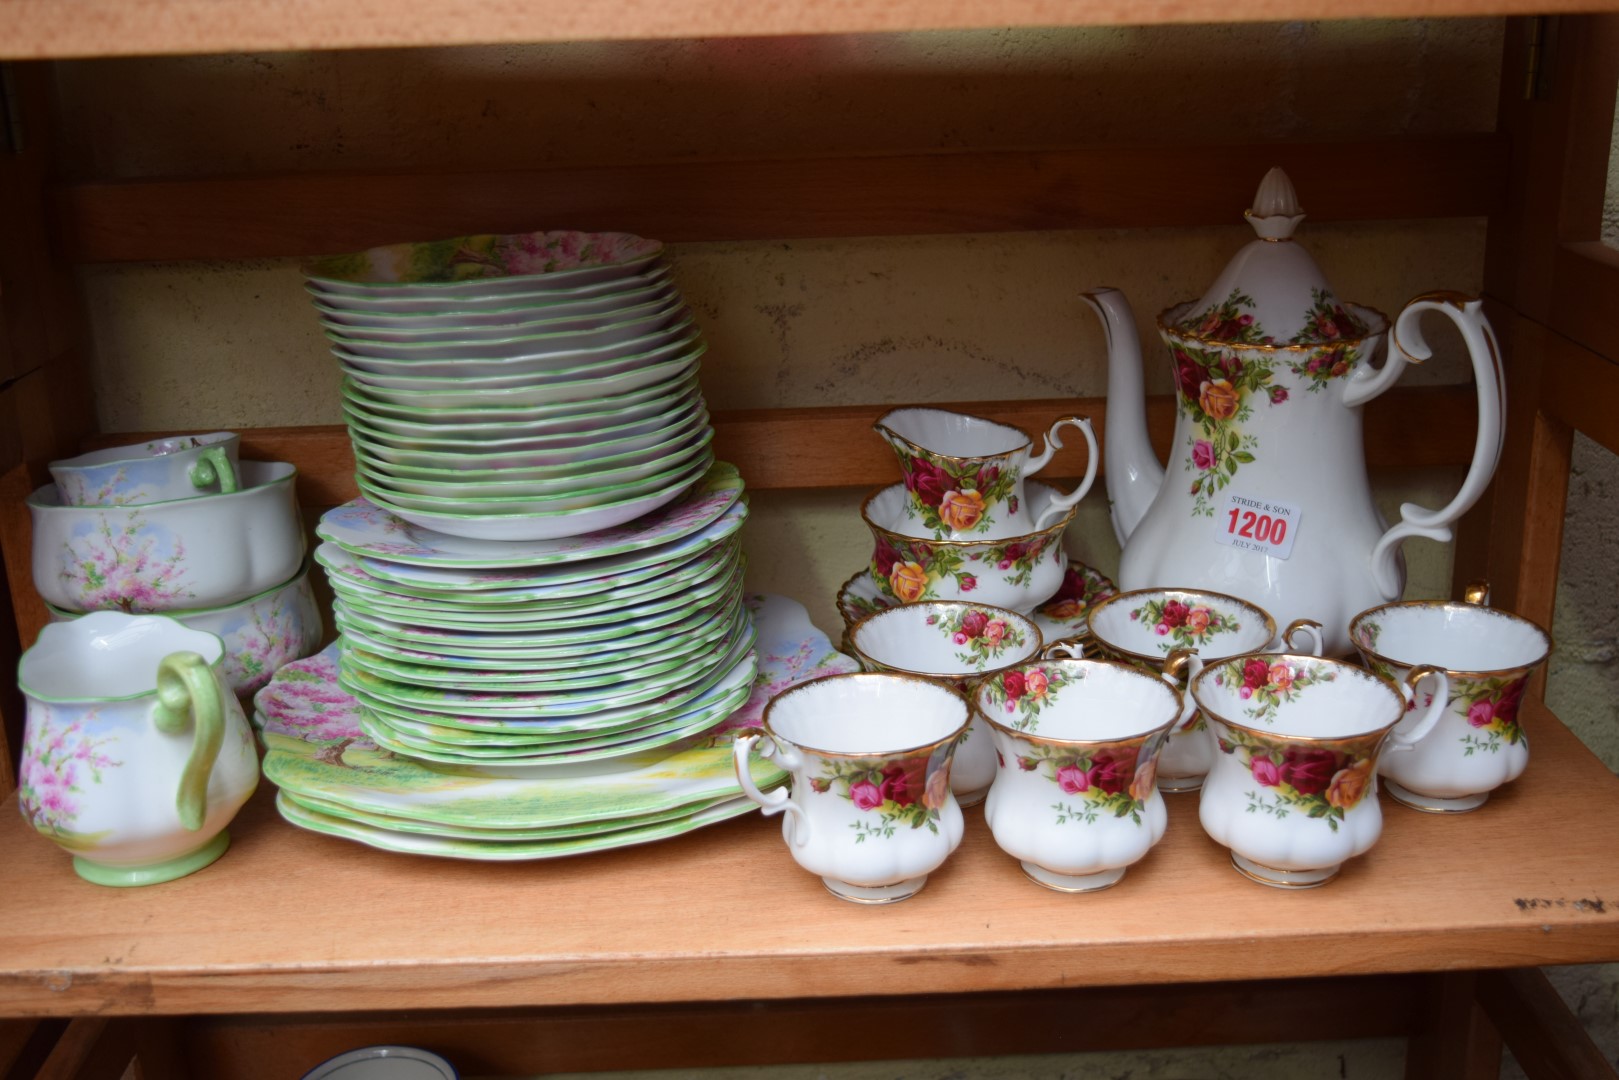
[959,609,989,639]
[1243,659,1270,689]
[1467,699,1495,728]
[1495,679,1527,725]
[1315,312,1341,339]
[1220,354,1245,380]
[1162,600,1189,628]
[975,464,1001,490]
[1088,751,1135,795]
[1002,670,1027,701]
[1056,763,1090,794]
[1279,748,1341,796]
[1017,756,1038,771]
[873,537,902,578]
[880,757,928,808]
[1192,439,1217,471]
[810,777,831,793]
[1332,307,1360,337]
[959,574,978,592]
[905,458,950,509]
[1250,756,1282,786]
[1175,351,1203,400]
[1269,386,1289,405]
[850,779,883,811]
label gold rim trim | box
[1085,587,1278,666]
[1156,300,1391,354]
[873,407,1033,464]
[860,481,1079,549]
[1190,653,1406,743]
[974,657,1182,747]
[1347,599,1552,678]
[847,601,1044,682]
[760,670,970,760]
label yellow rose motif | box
[937,489,986,533]
[889,560,929,603]
[1199,378,1240,421]
[1325,758,1374,810]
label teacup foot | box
[955,786,990,809]
[1384,780,1490,814]
[822,875,928,905]
[72,830,231,888]
[1020,861,1125,894]
[1156,774,1205,794]
[1230,852,1339,890]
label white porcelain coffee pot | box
[1084,168,1505,656]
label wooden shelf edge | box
[3,0,1618,61]
[53,136,1505,264]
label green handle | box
[189,447,239,494]
[151,652,224,831]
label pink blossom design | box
[58,512,193,613]
[18,707,122,837]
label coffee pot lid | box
[1171,168,1370,346]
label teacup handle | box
[1029,417,1101,530]
[190,447,239,495]
[732,729,811,847]
[1281,618,1325,657]
[1387,665,1451,752]
[1160,647,1200,727]
[1040,637,1088,660]
[151,651,225,831]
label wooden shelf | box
[7,0,1619,61]
[0,697,1614,1018]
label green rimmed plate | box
[311,265,675,324]
[340,323,699,388]
[323,285,679,344]
[315,460,743,568]
[305,229,663,294]
[255,593,856,835]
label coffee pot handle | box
[151,651,225,832]
[732,730,811,847]
[1386,665,1452,752]
[1365,295,1506,600]
[1029,417,1101,530]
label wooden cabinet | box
[0,6,1617,1078]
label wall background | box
[50,19,1619,1076]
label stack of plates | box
[305,230,712,541]
[253,594,857,860]
[311,462,754,774]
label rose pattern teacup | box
[874,407,1098,541]
[733,671,968,904]
[1086,588,1323,793]
[1191,653,1448,888]
[847,601,1043,806]
[1350,583,1552,813]
[975,652,1185,892]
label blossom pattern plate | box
[837,560,1117,644]
[255,593,857,834]
[315,460,744,568]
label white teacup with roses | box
[1191,653,1448,889]
[733,672,969,904]
[1086,588,1324,793]
[1350,584,1551,813]
[975,646,1187,893]
[848,600,1043,807]
[874,407,1099,541]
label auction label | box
[1213,492,1301,560]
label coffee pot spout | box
[1082,287,1164,547]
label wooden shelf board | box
[53,137,1505,264]
[0,697,1614,1018]
[68,385,1479,507]
[3,0,1618,60]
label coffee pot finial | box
[1246,167,1305,240]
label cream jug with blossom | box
[1083,169,1505,656]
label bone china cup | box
[733,672,969,904]
[975,653,1183,892]
[1191,654,1448,889]
[1086,588,1324,793]
[863,481,1075,614]
[17,612,260,885]
[27,461,306,614]
[847,601,1043,806]
[50,431,241,507]
[874,407,1099,540]
[1350,587,1552,813]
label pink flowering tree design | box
[258,657,369,766]
[19,708,122,841]
[59,513,193,613]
